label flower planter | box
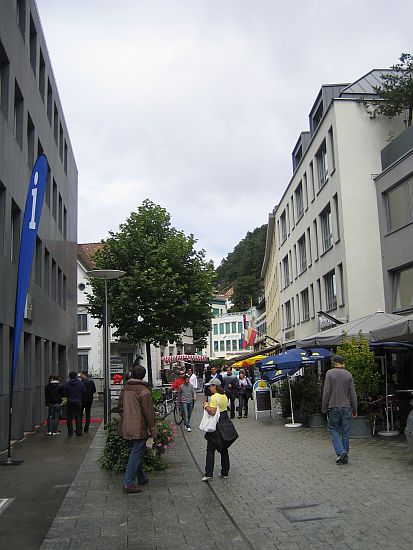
[349,415,371,439]
[308,413,326,428]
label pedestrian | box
[204,366,222,402]
[322,354,358,465]
[222,366,239,419]
[202,378,238,482]
[178,375,196,431]
[63,371,85,437]
[187,368,198,392]
[118,365,158,494]
[44,374,64,435]
[237,370,252,418]
[171,369,185,391]
[79,371,96,433]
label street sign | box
[110,356,125,397]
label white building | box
[264,70,405,346]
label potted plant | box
[300,369,325,428]
[336,333,380,438]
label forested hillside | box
[215,224,267,311]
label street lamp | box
[86,269,125,424]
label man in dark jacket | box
[222,366,239,419]
[118,366,157,494]
[44,374,64,435]
[80,371,96,433]
[63,371,85,437]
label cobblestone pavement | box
[41,400,413,550]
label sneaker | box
[219,474,229,479]
[202,476,213,482]
[123,485,142,494]
[336,453,347,465]
[53,431,61,435]
[187,427,192,432]
[46,431,52,435]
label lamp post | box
[86,269,125,425]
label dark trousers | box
[205,440,230,477]
[238,394,249,418]
[47,404,61,433]
[82,401,93,432]
[225,391,236,418]
[67,403,83,435]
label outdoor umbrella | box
[258,348,318,384]
[232,355,267,367]
[369,313,413,343]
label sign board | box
[253,380,273,419]
[110,356,125,397]
[184,343,196,355]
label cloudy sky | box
[36,0,412,266]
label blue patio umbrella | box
[258,348,318,382]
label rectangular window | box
[285,301,292,329]
[316,140,328,190]
[77,313,88,332]
[280,211,287,244]
[317,278,321,311]
[313,101,323,131]
[51,259,57,300]
[313,219,319,260]
[219,323,224,335]
[59,123,63,160]
[212,308,219,316]
[64,141,68,174]
[282,255,290,288]
[297,234,307,274]
[295,182,304,221]
[338,263,345,306]
[213,324,218,335]
[324,270,337,311]
[63,274,67,309]
[320,204,333,253]
[0,181,5,253]
[394,264,413,311]
[238,321,242,333]
[328,126,335,172]
[225,322,230,334]
[47,79,52,124]
[231,321,236,333]
[303,172,308,209]
[44,248,50,294]
[232,339,237,351]
[225,339,231,351]
[307,228,312,266]
[52,179,57,220]
[309,161,315,201]
[63,207,67,240]
[14,80,24,149]
[29,13,37,75]
[301,288,310,321]
[386,176,413,231]
[11,200,21,262]
[35,237,42,285]
[45,168,51,208]
[77,351,89,372]
[58,267,62,306]
[26,112,35,168]
[38,48,45,100]
[53,102,58,144]
[310,283,315,318]
[17,0,26,39]
[214,341,219,352]
[333,193,340,240]
[0,41,10,119]
[58,194,63,232]
[219,341,224,351]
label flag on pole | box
[240,333,247,349]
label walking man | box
[178,375,196,431]
[322,354,357,465]
[222,366,238,419]
[63,371,85,437]
[118,366,157,494]
[79,371,96,433]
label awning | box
[232,355,267,367]
[163,355,209,364]
[228,343,281,365]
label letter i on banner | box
[11,155,48,391]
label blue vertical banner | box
[11,155,48,390]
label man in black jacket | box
[80,371,96,433]
[44,374,64,435]
[63,372,85,436]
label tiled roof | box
[77,242,105,270]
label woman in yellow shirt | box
[202,378,238,482]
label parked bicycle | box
[153,386,183,425]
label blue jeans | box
[328,407,351,456]
[47,404,61,433]
[182,402,193,428]
[124,439,147,487]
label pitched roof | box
[340,69,398,97]
[77,242,105,270]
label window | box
[313,101,323,132]
[294,145,302,169]
[77,351,89,372]
[26,112,35,168]
[231,321,236,333]
[58,194,63,232]
[44,247,50,294]
[53,102,58,144]
[297,234,307,274]
[328,126,335,172]
[63,207,67,240]
[63,274,67,309]
[338,263,345,306]
[0,41,10,119]
[51,259,57,300]
[64,141,68,174]
[324,271,337,311]
[14,80,24,149]
[213,324,218,335]
[282,255,290,288]
[45,169,51,208]
[219,341,224,351]
[212,308,219,316]
[394,265,413,311]
[238,321,242,333]
[333,193,340,240]
[320,204,332,252]
[35,237,42,285]
[285,301,292,328]
[59,123,63,160]
[47,79,52,124]
[307,228,312,266]
[226,340,231,351]
[313,219,319,259]
[232,339,237,351]
[295,182,304,221]
[58,267,62,306]
[11,200,20,262]
[310,283,315,318]
[39,49,45,100]
[309,161,315,201]
[77,313,88,332]
[29,14,37,75]
[303,173,308,209]
[17,0,26,39]
[0,181,5,253]
[301,288,310,321]
[316,140,328,189]
[214,341,219,352]
[280,211,287,244]
[219,323,224,334]
[386,177,413,231]
[225,322,230,334]
[52,179,57,220]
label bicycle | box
[153,387,183,425]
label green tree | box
[87,200,215,347]
[336,333,379,410]
[373,53,413,127]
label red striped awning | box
[163,355,209,364]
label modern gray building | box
[0,1,78,449]
[375,125,413,315]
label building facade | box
[0,1,78,448]
[375,125,413,315]
[264,70,405,346]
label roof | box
[340,69,397,97]
[77,243,105,271]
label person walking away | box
[63,371,85,436]
[202,378,238,481]
[118,365,157,494]
[79,371,96,433]
[44,374,64,435]
[178,375,196,431]
[187,368,198,392]
[223,366,239,419]
[237,370,252,418]
[322,355,357,464]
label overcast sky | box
[36,0,412,266]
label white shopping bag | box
[199,407,220,432]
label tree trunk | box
[146,341,153,387]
